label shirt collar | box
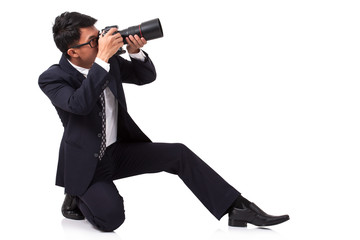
[67,59,90,77]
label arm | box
[96,32,157,85]
[118,34,157,85]
[38,63,109,116]
[110,50,157,85]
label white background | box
[1,0,359,239]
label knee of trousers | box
[97,208,125,232]
[94,196,126,232]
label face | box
[67,26,99,69]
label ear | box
[67,48,79,58]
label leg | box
[107,142,240,219]
[77,181,125,232]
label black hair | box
[52,12,97,58]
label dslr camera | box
[102,18,163,55]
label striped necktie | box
[99,92,106,160]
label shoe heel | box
[229,219,247,227]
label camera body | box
[102,25,119,34]
[102,18,163,55]
[102,25,126,55]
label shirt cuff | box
[95,57,110,72]
[129,50,146,62]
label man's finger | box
[104,27,118,36]
[140,37,147,45]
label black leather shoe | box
[61,194,85,220]
[228,202,289,227]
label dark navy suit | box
[39,53,239,231]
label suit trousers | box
[77,142,240,232]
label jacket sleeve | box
[111,51,157,85]
[38,63,109,116]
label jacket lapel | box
[59,54,85,86]
[108,76,127,110]
[107,76,118,99]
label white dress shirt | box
[68,50,146,147]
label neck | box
[69,57,92,69]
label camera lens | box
[119,18,163,44]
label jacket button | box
[97,133,102,138]
[99,112,102,117]
[94,153,99,158]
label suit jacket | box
[39,52,156,196]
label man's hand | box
[126,35,147,54]
[97,28,124,63]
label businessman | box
[39,12,289,232]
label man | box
[39,12,289,232]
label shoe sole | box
[228,219,247,227]
[62,211,85,221]
[229,215,290,227]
